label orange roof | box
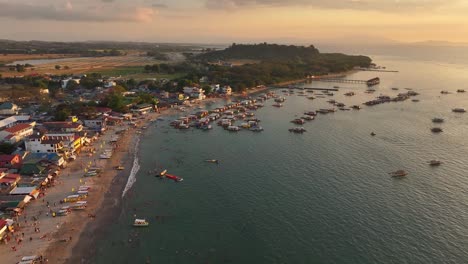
[4,123,31,134]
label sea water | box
[94,55,468,264]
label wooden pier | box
[309,77,380,86]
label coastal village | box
[0,72,245,263]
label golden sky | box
[0,0,467,43]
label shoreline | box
[39,70,352,263]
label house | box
[84,118,107,132]
[43,122,83,133]
[0,115,32,130]
[0,123,34,143]
[0,102,19,115]
[104,81,116,88]
[183,87,206,100]
[221,85,233,95]
[25,134,64,154]
[61,78,81,89]
[22,152,66,168]
[0,154,22,168]
[45,133,83,153]
[131,104,153,115]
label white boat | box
[227,126,240,131]
[133,219,149,227]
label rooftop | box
[4,123,32,134]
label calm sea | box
[94,55,468,264]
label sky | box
[1,0,468,44]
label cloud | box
[0,1,156,22]
[205,0,458,11]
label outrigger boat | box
[133,219,149,227]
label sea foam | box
[122,137,140,198]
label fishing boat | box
[431,127,443,133]
[249,126,264,132]
[344,92,355,96]
[115,165,125,170]
[291,119,305,125]
[389,170,408,177]
[289,127,306,133]
[157,169,167,177]
[272,103,283,107]
[302,116,315,121]
[133,219,149,227]
[432,118,444,123]
[441,90,449,94]
[457,89,466,93]
[165,173,183,182]
[452,108,466,113]
[205,159,219,164]
[370,132,376,136]
[429,160,442,166]
[227,126,240,131]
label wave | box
[122,136,140,198]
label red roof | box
[0,219,7,229]
[4,123,32,134]
[0,155,18,162]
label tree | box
[55,108,71,121]
[55,65,61,70]
[202,85,213,95]
[113,85,126,94]
[0,142,15,154]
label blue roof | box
[0,102,14,110]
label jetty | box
[309,76,380,87]
[275,86,338,91]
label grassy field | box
[0,54,77,64]
[0,52,187,80]
[0,53,159,77]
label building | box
[221,85,233,95]
[61,78,81,89]
[43,122,83,133]
[0,154,22,168]
[84,118,107,132]
[0,123,34,143]
[0,115,32,130]
[45,133,84,153]
[0,102,19,115]
[183,87,206,100]
[25,134,64,154]
[131,104,154,115]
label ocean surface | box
[94,55,468,264]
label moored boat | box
[452,108,466,113]
[429,160,442,166]
[289,127,306,133]
[431,127,443,133]
[432,118,444,123]
[133,219,149,227]
[389,170,408,177]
